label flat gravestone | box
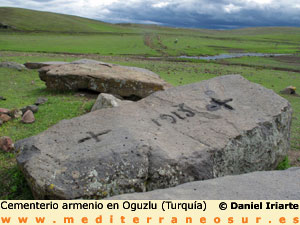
[15,75,292,199]
[38,62,171,98]
[108,168,300,200]
[24,61,69,69]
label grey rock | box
[108,168,300,200]
[21,110,35,124]
[21,105,38,114]
[38,62,172,98]
[0,96,6,100]
[35,97,48,106]
[91,93,131,111]
[24,61,69,69]
[0,62,26,71]
[15,75,292,199]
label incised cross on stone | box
[206,98,234,111]
[78,130,111,144]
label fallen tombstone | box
[24,61,69,69]
[91,93,131,111]
[108,168,300,200]
[0,62,26,71]
[15,75,292,199]
[38,62,171,99]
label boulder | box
[15,75,292,199]
[38,63,171,98]
[108,168,300,200]
[91,93,131,111]
[21,110,35,124]
[0,136,14,152]
[24,61,69,69]
[0,62,26,71]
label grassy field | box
[0,7,300,199]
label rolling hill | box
[0,7,133,33]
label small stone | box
[35,97,48,106]
[0,108,10,114]
[0,114,11,123]
[280,86,299,96]
[91,93,123,111]
[9,109,23,119]
[0,136,14,152]
[0,96,6,100]
[21,110,35,124]
[21,105,38,114]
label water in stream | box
[178,53,289,60]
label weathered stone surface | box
[39,62,171,98]
[71,59,113,66]
[21,110,35,124]
[91,93,131,111]
[0,136,14,152]
[24,61,69,69]
[0,62,26,71]
[109,168,300,200]
[15,75,292,199]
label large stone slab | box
[108,168,300,200]
[38,61,171,98]
[24,61,69,69]
[15,75,292,199]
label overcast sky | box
[1,0,300,29]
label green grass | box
[219,56,300,71]
[0,33,158,56]
[276,156,291,170]
[0,7,132,33]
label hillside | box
[0,7,133,33]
